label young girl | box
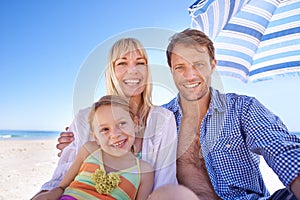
[36,95,154,200]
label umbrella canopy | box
[189,0,300,82]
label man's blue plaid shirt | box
[162,88,300,200]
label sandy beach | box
[0,139,284,200]
[0,139,59,200]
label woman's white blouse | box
[41,106,178,191]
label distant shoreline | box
[0,130,60,140]
[1,129,300,141]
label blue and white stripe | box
[189,0,300,82]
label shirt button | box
[226,144,231,148]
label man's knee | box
[148,184,198,200]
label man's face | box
[170,43,216,101]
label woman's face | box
[114,50,148,98]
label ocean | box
[0,130,60,140]
[0,129,299,140]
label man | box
[57,29,300,199]
[161,29,300,199]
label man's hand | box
[291,174,300,199]
[56,127,74,157]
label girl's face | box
[114,50,148,98]
[93,105,136,157]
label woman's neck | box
[129,95,142,115]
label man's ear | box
[211,59,217,71]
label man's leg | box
[148,184,199,200]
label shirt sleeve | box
[142,107,178,190]
[243,97,300,187]
[40,107,91,190]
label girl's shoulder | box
[82,141,99,154]
[76,141,99,161]
[139,159,154,173]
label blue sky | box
[1,1,300,132]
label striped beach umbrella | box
[189,0,300,82]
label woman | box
[33,38,177,199]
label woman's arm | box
[148,107,178,189]
[39,107,91,191]
[136,160,154,200]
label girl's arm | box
[136,160,154,200]
[59,141,97,188]
[31,187,65,200]
[32,142,95,200]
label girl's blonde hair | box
[88,95,134,137]
[105,38,152,133]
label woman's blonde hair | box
[105,38,152,132]
[88,95,135,137]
